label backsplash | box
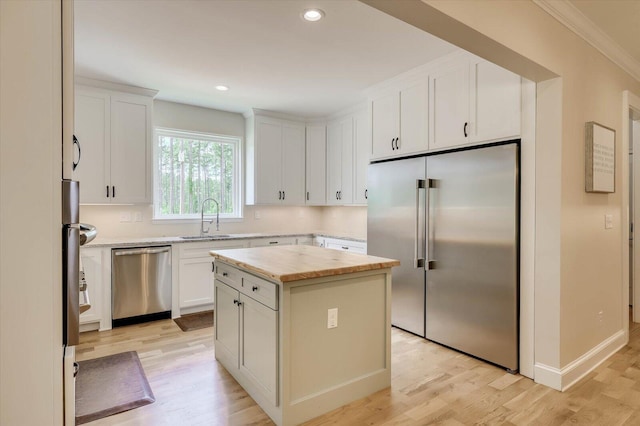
[80,204,367,239]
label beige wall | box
[1,1,64,424]
[364,0,640,374]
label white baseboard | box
[534,329,627,391]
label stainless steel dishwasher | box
[112,246,172,327]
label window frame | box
[153,127,243,221]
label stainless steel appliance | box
[112,246,172,326]
[62,179,98,424]
[367,142,519,371]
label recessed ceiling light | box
[302,8,325,22]
[215,85,229,91]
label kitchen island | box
[209,245,399,426]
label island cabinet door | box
[215,281,240,367]
[240,294,278,406]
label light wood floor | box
[77,316,640,425]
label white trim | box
[534,330,627,391]
[75,76,159,97]
[624,90,640,324]
[533,0,640,82]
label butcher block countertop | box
[209,245,399,283]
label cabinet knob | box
[252,286,258,292]
[222,272,228,277]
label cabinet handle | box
[222,272,228,277]
[282,191,285,200]
[269,241,278,245]
[464,122,468,138]
[391,138,394,150]
[112,186,115,198]
[395,137,400,150]
[212,262,215,272]
[306,191,309,201]
[106,186,110,198]
[339,191,342,200]
[365,189,368,199]
[336,191,339,200]
[278,191,282,200]
[252,286,258,292]
[342,246,349,250]
[72,135,81,171]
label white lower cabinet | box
[249,237,297,247]
[79,247,104,327]
[324,237,367,254]
[215,273,278,407]
[179,240,248,312]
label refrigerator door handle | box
[427,178,438,270]
[415,179,426,268]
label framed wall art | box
[585,121,615,193]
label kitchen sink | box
[180,235,231,240]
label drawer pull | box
[342,246,349,250]
[252,286,258,292]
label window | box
[154,128,242,219]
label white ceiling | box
[74,0,457,118]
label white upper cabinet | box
[74,89,110,203]
[429,55,521,151]
[429,61,471,150]
[246,113,305,205]
[471,60,521,143]
[305,124,326,205]
[73,85,153,204]
[353,110,370,205]
[371,78,428,160]
[326,116,354,205]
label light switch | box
[254,210,261,220]
[327,308,338,329]
[605,214,613,229]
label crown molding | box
[534,0,640,83]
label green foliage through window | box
[155,128,240,218]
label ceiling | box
[76,1,640,119]
[74,0,457,118]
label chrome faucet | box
[200,198,220,236]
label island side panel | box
[281,269,392,425]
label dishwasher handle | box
[113,247,171,256]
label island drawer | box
[241,274,278,310]
[215,262,242,288]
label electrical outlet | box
[605,214,613,229]
[119,212,131,222]
[327,308,338,329]
[134,212,143,222]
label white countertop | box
[83,231,366,248]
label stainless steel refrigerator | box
[367,142,519,371]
